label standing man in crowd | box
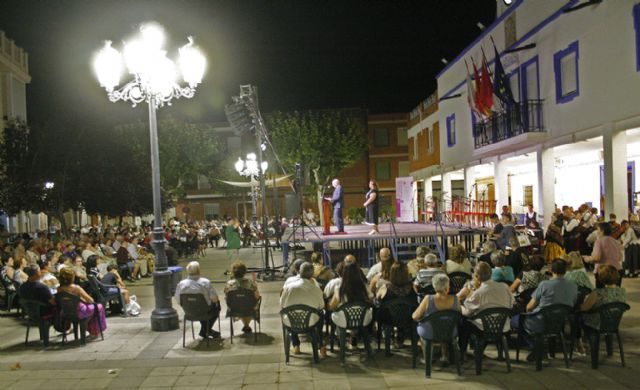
[325,178,345,233]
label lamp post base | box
[150,269,179,331]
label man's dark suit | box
[331,184,344,232]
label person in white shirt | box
[323,255,356,299]
[366,247,391,282]
[457,262,514,354]
[621,220,640,277]
[280,262,326,357]
[282,259,306,292]
[174,261,221,339]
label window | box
[521,56,539,101]
[508,69,520,102]
[204,203,220,220]
[397,127,408,146]
[411,136,419,161]
[373,128,389,147]
[427,128,434,155]
[398,161,410,177]
[554,41,579,104]
[375,161,391,181]
[446,114,456,147]
[634,3,640,71]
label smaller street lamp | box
[235,153,268,223]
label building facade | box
[411,0,640,227]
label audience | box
[174,261,221,339]
[505,236,526,277]
[510,255,547,295]
[38,258,59,294]
[407,246,430,278]
[101,265,135,315]
[310,251,334,283]
[414,253,445,294]
[18,264,56,315]
[366,248,392,282]
[490,251,515,283]
[580,265,626,331]
[57,267,107,337]
[445,244,471,275]
[564,251,593,289]
[585,222,623,288]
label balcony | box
[0,30,30,80]
[473,100,544,150]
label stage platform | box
[281,222,475,244]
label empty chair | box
[226,289,261,343]
[280,304,323,364]
[180,293,221,348]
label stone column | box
[536,146,555,228]
[602,123,628,220]
[494,157,509,212]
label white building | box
[0,30,39,233]
[411,0,640,227]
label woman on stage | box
[364,180,379,235]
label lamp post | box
[93,22,206,331]
[235,153,268,224]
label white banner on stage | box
[395,177,414,222]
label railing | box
[473,100,544,149]
[0,31,29,74]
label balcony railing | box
[473,99,544,149]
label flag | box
[471,58,486,117]
[492,42,516,107]
[464,59,480,117]
[481,51,493,115]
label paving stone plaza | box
[1,245,639,390]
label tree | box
[0,120,35,216]
[267,109,367,223]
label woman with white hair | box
[412,273,459,364]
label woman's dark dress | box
[366,189,379,225]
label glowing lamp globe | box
[93,41,122,91]
[179,37,206,88]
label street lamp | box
[235,153,268,223]
[93,22,206,331]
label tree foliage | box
[267,109,367,188]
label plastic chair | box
[55,291,104,345]
[467,307,514,375]
[332,302,374,364]
[88,276,126,317]
[226,288,261,343]
[448,272,471,295]
[568,286,592,360]
[376,298,419,367]
[280,304,322,364]
[418,309,463,378]
[516,304,572,371]
[583,302,630,369]
[179,294,221,347]
[20,299,53,347]
[1,277,19,313]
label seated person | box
[580,265,626,331]
[564,251,594,290]
[19,264,56,315]
[38,258,59,295]
[101,265,134,315]
[505,237,526,277]
[414,254,445,294]
[369,254,393,295]
[515,259,577,361]
[310,252,334,283]
[478,240,497,266]
[13,257,29,286]
[224,261,261,334]
[324,255,356,300]
[57,267,108,336]
[491,251,515,283]
[281,262,327,357]
[510,255,546,300]
[457,262,513,354]
[366,248,392,282]
[174,261,221,338]
[445,244,472,275]
[407,246,430,278]
[412,274,459,363]
[282,259,306,292]
[496,214,517,250]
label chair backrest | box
[420,309,462,342]
[180,293,212,321]
[576,286,592,306]
[334,302,371,329]
[448,272,471,294]
[280,304,319,332]
[536,304,572,336]
[226,288,258,317]
[55,291,81,321]
[20,299,47,322]
[469,307,513,340]
[416,285,435,296]
[516,287,536,305]
[87,276,105,299]
[379,298,417,328]
[593,302,630,334]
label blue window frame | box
[446,113,456,147]
[507,68,520,103]
[553,41,580,104]
[521,56,539,102]
[634,3,640,71]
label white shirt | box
[280,278,324,327]
[622,228,640,248]
[445,259,472,275]
[82,249,96,262]
[127,243,139,260]
[366,262,382,282]
[461,280,514,331]
[324,277,342,299]
[174,276,218,306]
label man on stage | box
[325,178,345,233]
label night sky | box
[0,0,495,128]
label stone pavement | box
[1,245,640,390]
